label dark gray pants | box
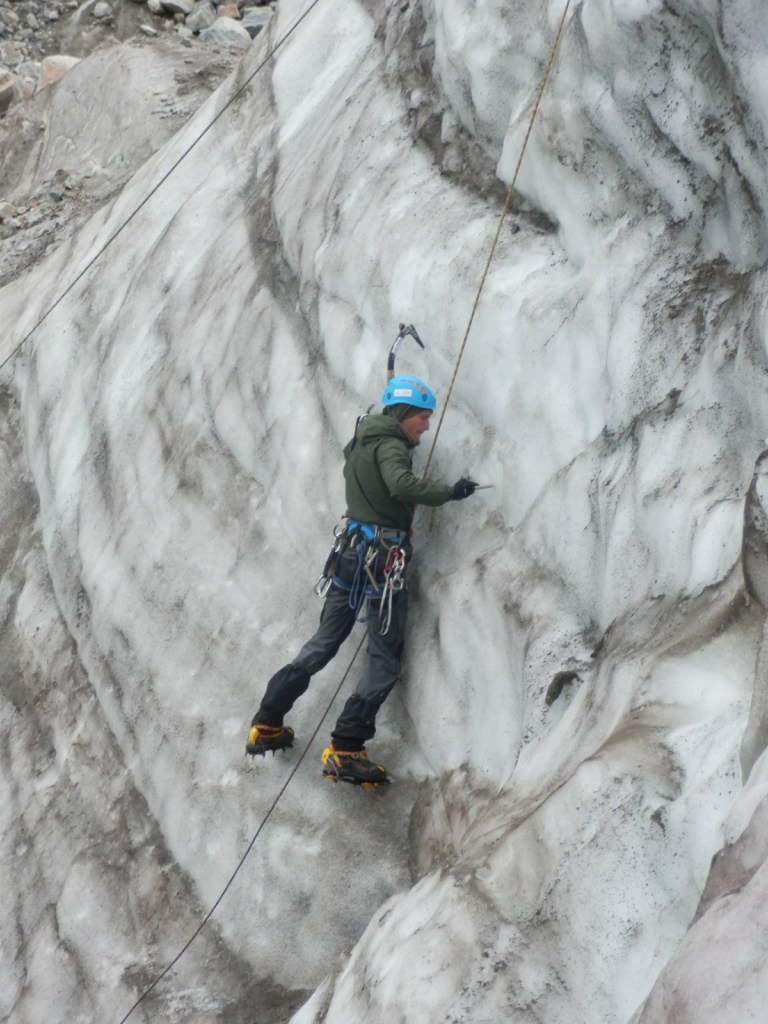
[253,548,408,750]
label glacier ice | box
[3,0,768,1022]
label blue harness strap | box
[346,520,377,542]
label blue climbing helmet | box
[381,375,437,411]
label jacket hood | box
[354,413,415,448]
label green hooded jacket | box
[343,413,453,532]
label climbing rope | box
[0,0,324,377]
[423,0,572,478]
[114,633,365,1024]
[116,4,574,1018]
[3,1,574,1018]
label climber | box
[245,374,478,786]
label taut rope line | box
[116,4,574,1017]
[114,634,365,1024]
[74,3,570,1020]
[423,0,573,478]
[0,0,323,377]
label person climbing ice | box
[245,373,478,786]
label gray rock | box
[37,54,79,91]
[240,5,270,37]
[0,67,15,110]
[23,207,44,227]
[0,41,25,66]
[185,0,216,33]
[160,0,193,14]
[0,199,17,220]
[50,168,72,186]
[15,59,40,97]
[146,0,163,13]
[92,1,112,17]
[139,22,157,34]
[198,15,251,46]
[16,59,41,79]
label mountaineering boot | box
[321,745,389,787]
[246,723,295,757]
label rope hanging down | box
[0,0,323,378]
[114,633,366,1024]
[108,3,573,1020]
[423,0,572,479]
[117,6,573,1015]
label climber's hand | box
[451,477,479,501]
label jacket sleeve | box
[375,437,454,507]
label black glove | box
[451,477,478,501]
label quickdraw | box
[378,543,407,636]
[348,532,381,613]
[314,519,349,598]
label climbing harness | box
[315,518,408,636]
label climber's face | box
[400,410,432,445]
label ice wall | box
[3,0,768,1021]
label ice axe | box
[388,323,425,381]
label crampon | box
[246,724,294,757]
[321,746,389,789]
